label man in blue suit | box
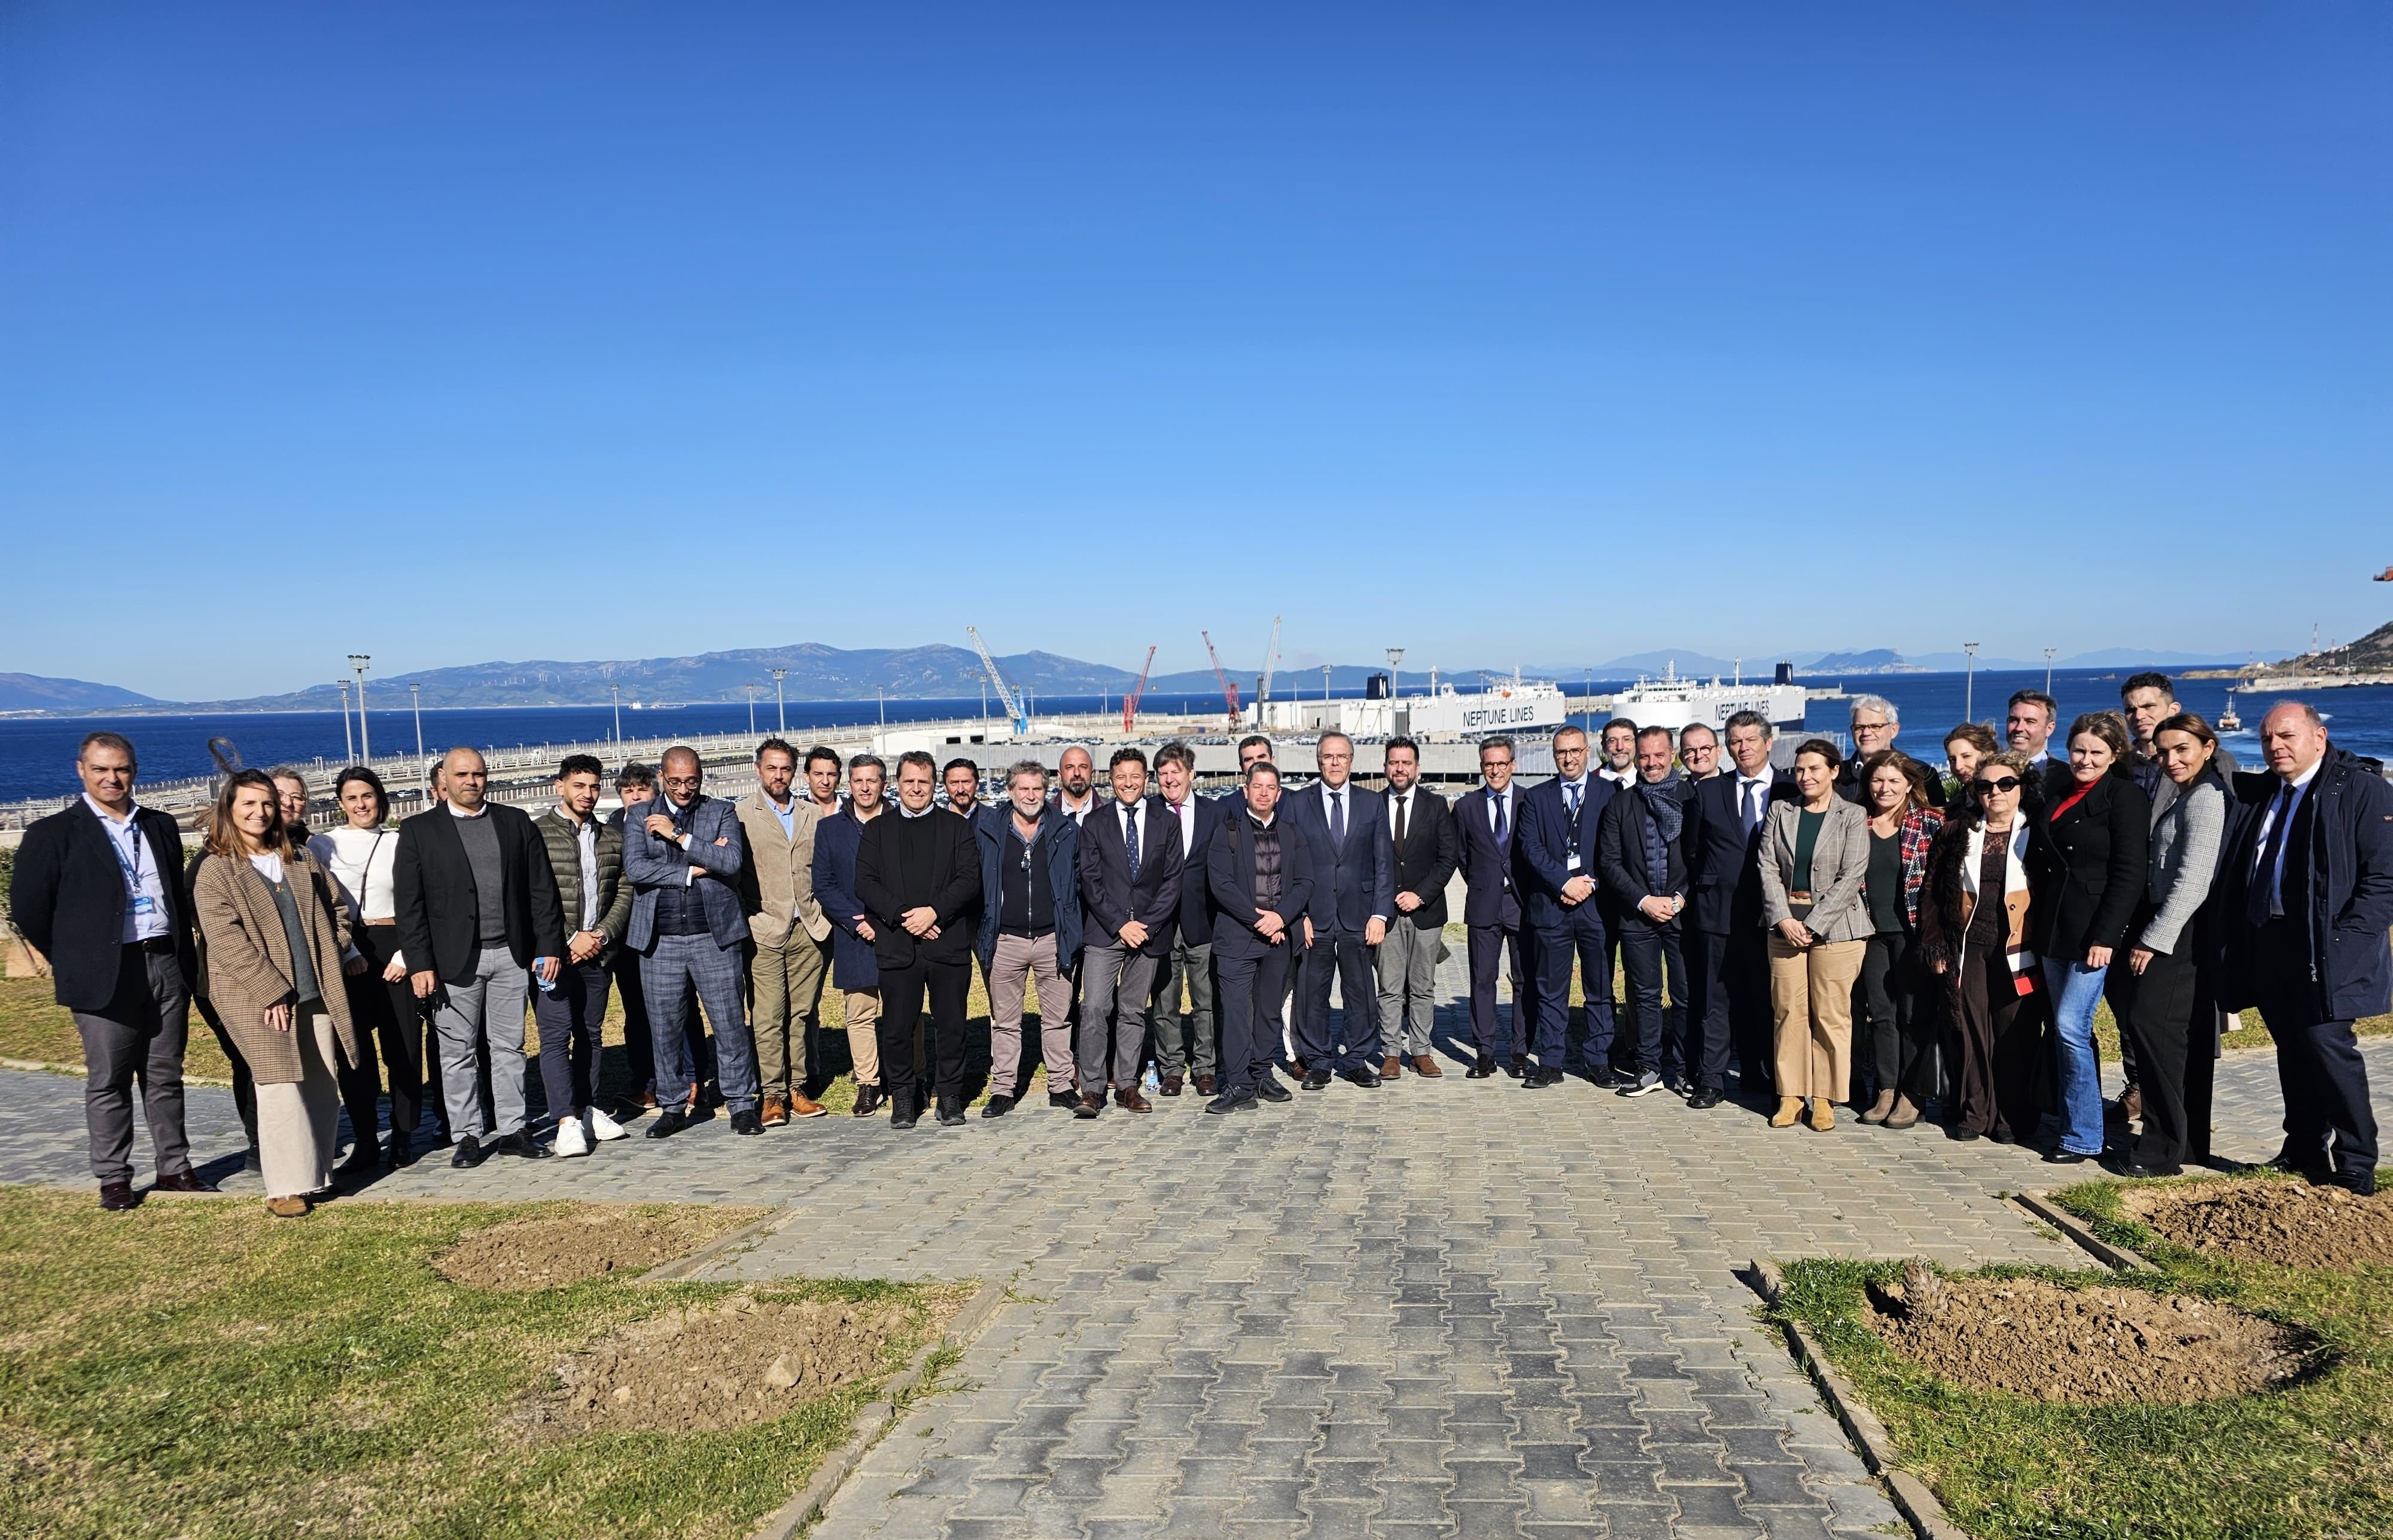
[1516,723,1619,1088]
[624,745,762,1138]
[1682,711,1796,1110]
[1453,736,1534,1078]
[1278,732,1395,1088]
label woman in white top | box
[310,767,430,1167]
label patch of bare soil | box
[434,1205,768,1291]
[2118,1179,2393,1270]
[547,1291,920,1433]
[1867,1260,2316,1404]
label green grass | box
[0,1186,963,1539]
[1767,1172,2393,1540]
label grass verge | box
[1766,1173,2393,1539]
[0,1186,965,1540]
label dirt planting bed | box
[2118,1178,2393,1270]
[1867,1264,2316,1404]
[548,1290,928,1433]
[433,1205,769,1291]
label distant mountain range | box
[1,640,2283,716]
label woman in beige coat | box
[192,771,363,1215]
[1758,739,1873,1131]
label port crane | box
[1200,631,1241,732]
[1122,645,1156,735]
[966,626,1031,737]
[1254,614,1282,713]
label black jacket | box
[1384,786,1457,929]
[1835,753,1947,809]
[1168,795,1230,945]
[1451,786,1522,929]
[1683,771,1796,935]
[1206,808,1319,961]
[1917,811,2066,976]
[10,800,196,1011]
[1597,781,1688,929]
[2033,770,2151,963]
[1078,795,1183,957]
[391,802,566,985]
[854,809,981,969]
[2216,747,2393,1021]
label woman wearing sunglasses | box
[1919,751,2062,1143]
[2033,713,2151,1164]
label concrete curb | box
[640,1206,797,1283]
[2013,1191,2154,1272]
[750,1276,1013,1540]
[1744,1259,1975,1540]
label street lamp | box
[2044,647,2057,696]
[747,686,757,736]
[410,683,424,760]
[348,655,372,760]
[337,678,354,760]
[1963,642,1981,723]
[1321,664,1333,701]
[610,683,622,747]
[771,667,787,734]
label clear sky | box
[3,2,2387,699]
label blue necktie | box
[1491,792,1507,845]
[1742,780,1762,835]
[1124,804,1140,880]
[2246,783,2295,926]
[1331,788,1345,845]
[1566,782,1581,823]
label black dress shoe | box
[495,1130,550,1159]
[1339,1067,1381,1089]
[852,1085,884,1118]
[1466,1055,1497,1079]
[981,1094,1016,1119]
[1301,1069,1332,1091]
[99,1180,139,1212]
[450,1134,487,1168]
[890,1098,922,1131]
[1204,1091,1249,1115]
[1255,1079,1292,1103]
[1502,1059,1526,1079]
[151,1169,218,1193]
[334,1147,382,1179]
[1591,1067,1634,1091]
[386,1134,416,1168]
[937,1099,966,1127]
[1687,1086,1724,1110]
[1523,1067,1564,1088]
[1947,1124,1982,1142]
[2330,1171,2378,1197]
[2106,1156,2181,1179]
[644,1109,690,1140]
[1047,1091,1080,1110]
[2044,1148,2092,1165]
[731,1108,764,1136]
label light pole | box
[771,668,787,733]
[1321,664,1333,702]
[611,683,622,748]
[878,687,885,729]
[747,686,757,736]
[1963,642,1981,723]
[2044,647,2056,697]
[348,655,372,760]
[410,683,424,760]
[1582,669,1592,734]
[337,678,354,760]
[1386,647,1404,695]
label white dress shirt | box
[84,795,169,943]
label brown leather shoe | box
[1411,1055,1443,1078]
[2118,1082,2144,1124]
[637,1089,659,1111]
[152,1169,219,1194]
[1159,1075,1183,1097]
[1194,1073,1218,1097]
[1074,1092,1105,1119]
[1381,1055,1404,1078]
[99,1181,138,1212]
[266,1195,310,1218]
[760,1095,790,1127]
[789,1092,827,1118]
[1115,1088,1154,1113]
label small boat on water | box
[2218,689,2242,732]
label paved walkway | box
[4,956,2386,1539]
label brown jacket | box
[735,789,832,949]
[191,848,361,1084]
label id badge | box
[130,894,158,917]
[1565,854,1583,872]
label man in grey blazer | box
[1280,732,1395,1088]
[624,745,761,1139]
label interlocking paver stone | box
[4,960,2386,1538]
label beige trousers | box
[1767,935,1866,1103]
[257,1005,340,1200]
[841,989,882,1088]
[750,932,830,1097]
[987,932,1076,1098]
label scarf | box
[1960,819,2038,997]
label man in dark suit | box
[1599,726,1693,1097]
[1377,736,1456,1077]
[10,731,215,1210]
[621,745,759,1140]
[394,745,567,1166]
[1682,711,1795,1109]
[1148,741,1226,1096]
[1279,732,1395,1089]
[854,750,984,1130]
[1074,747,1183,1116]
[2216,703,2391,1195]
[1835,696,1946,808]
[1204,760,1314,1113]
[2007,689,2077,802]
[1452,736,1533,1078]
[1517,723,1619,1088]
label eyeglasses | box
[661,776,701,789]
[1975,776,2022,795]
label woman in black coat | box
[2032,713,2150,1163]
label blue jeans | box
[2042,957,2108,1155]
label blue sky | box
[3,2,2387,699]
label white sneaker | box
[584,1107,627,1142]
[554,1116,590,1158]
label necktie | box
[1491,792,1507,845]
[1124,804,1141,880]
[2246,783,2295,926]
[1393,793,1408,847]
[1331,788,1345,845]
[1742,780,1762,835]
[1565,782,1581,823]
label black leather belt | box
[132,936,176,954]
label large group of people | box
[11,668,2387,1216]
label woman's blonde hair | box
[203,770,295,860]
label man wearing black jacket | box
[1376,737,1456,1078]
[1599,727,1694,1098]
[1683,711,1795,1109]
[1204,761,1316,1113]
[2216,704,2392,1195]
[10,732,215,1209]
[392,746,566,1167]
[854,751,983,1130]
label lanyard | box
[106,817,145,896]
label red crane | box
[1122,644,1157,735]
[1200,631,1241,732]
